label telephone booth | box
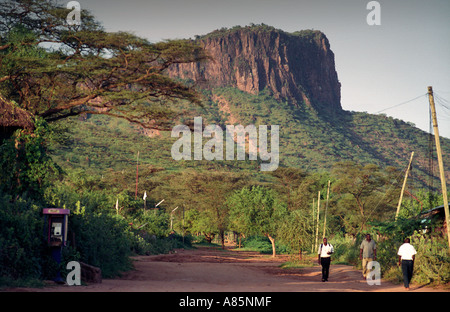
[43,208,70,283]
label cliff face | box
[167,26,341,113]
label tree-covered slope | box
[49,85,450,191]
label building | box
[419,205,448,235]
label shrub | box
[411,233,450,285]
[241,236,272,253]
[368,218,450,286]
[132,209,171,237]
[330,234,360,266]
[0,194,45,285]
[0,119,61,199]
[69,212,134,278]
[240,236,288,254]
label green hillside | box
[49,86,449,193]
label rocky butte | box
[167,24,342,114]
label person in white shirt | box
[318,237,334,282]
[397,238,417,290]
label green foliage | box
[0,193,45,284]
[1,1,209,133]
[240,236,288,254]
[412,234,450,285]
[277,209,314,255]
[0,118,61,198]
[227,186,288,256]
[331,161,400,234]
[240,236,272,252]
[380,233,450,286]
[183,209,219,243]
[46,84,450,196]
[330,234,360,265]
[2,4,450,287]
[69,212,133,278]
[353,217,450,286]
[228,186,286,236]
[131,209,170,237]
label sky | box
[77,0,450,138]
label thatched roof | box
[0,94,34,130]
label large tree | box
[227,186,288,257]
[151,170,249,249]
[0,0,209,132]
[331,161,401,234]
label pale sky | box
[78,0,450,138]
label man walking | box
[318,237,334,282]
[359,234,376,280]
[398,238,417,290]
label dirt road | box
[7,246,448,292]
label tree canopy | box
[331,161,401,233]
[0,0,209,132]
[227,186,288,257]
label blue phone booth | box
[43,208,70,283]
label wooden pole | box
[428,86,450,251]
[311,198,315,253]
[135,151,139,199]
[315,191,320,252]
[182,206,185,245]
[395,152,414,220]
[323,180,331,238]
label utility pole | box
[395,152,414,220]
[428,86,450,251]
[314,191,320,252]
[135,151,139,199]
[170,207,179,231]
[323,180,331,238]
[311,198,315,253]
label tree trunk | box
[220,230,225,249]
[267,234,276,258]
[204,233,214,244]
[299,243,302,260]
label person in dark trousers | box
[397,238,417,290]
[318,237,334,282]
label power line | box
[434,93,450,119]
[434,93,450,110]
[363,164,406,225]
[374,93,427,114]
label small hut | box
[419,205,448,236]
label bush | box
[0,194,45,285]
[330,234,360,265]
[69,212,134,278]
[131,209,171,237]
[0,119,61,199]
[411,233,450,285]
[129,231,192,255]
[380,234,450,286]
[240,236,288,254]
[368,218,450,286]
[241,236,272,253]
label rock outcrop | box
[167,25,341,113]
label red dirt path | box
[6,246,448,292]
